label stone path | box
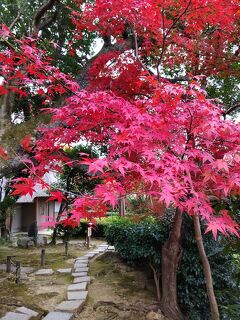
[44,243,110,320]
[0,243,113,320]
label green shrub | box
[104,215,240,319]
[178,218,240,319]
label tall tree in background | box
[0,1,240,319]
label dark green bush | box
[104,215,240,319]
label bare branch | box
[157,0,192,75]
[223,103,240,119]
[132,30,154,76]
[9,10,21,29]
[38,9,59,31]
[33,0,58,33]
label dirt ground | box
[74,252,161,320]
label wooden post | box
[6,256,11,273]
[86,225,92,249]
[64,241,69,256]
[40,249,45,267]
[86,235,90,249]
[15,261,21,283]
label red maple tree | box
[0,1,240,319]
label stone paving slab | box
[74,267,88,273]
[21,267,35,274]
[73,276,90,283]
[75,257,89,261]
[74,262,88,268]
[67,290,88,301]
[35,269,54,275]
[84,253,96,258]
[55,300,84,312]
[0,265,35,274]
[74,260,88,265]
[42,312,73,320]
[0,264,6,271]
[15,307,38,317]
[68,282,87,291]
[72,272,88,277]
[57,268,72,274]
[0,312,31,320]
[75,261,88,266]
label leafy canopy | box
[0,0,239,237]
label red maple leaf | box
[0,85,8,95]
[47,191,67,203]
[0,146,8,160]
[11,178,36,197]
[20,134,32,152]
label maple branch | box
[234,46,240,56]
[165,75,190,83]
[9,10,21,30]
[222,103,240,119]
[149,261,161,301]
[157,0,192,76]
[131,28,154,77]
[33,0,58,33]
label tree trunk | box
[149,262,161,301]
[119,197,126,216]
[193,215,220,320]
[161,208,185,320]
[50,201,66,245]
[1,225,7,239]
[0,90,15,142]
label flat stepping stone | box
[57,268,72,274]
[55,300,84,312]
[72,272,88,277]
[75,257,89,261]
[67,290,88,301]
[68,282,87,291]
[84,253,96,258]
[21,267,35,274]
[42,312,73,320]
[0,312,31,320]
[35,269,54,275]
[74,263,88,269]
[75,260,89,265]
[74,267,88,273]
[16,307,38,317]
[0,264,6,271]
[74,261,88,265]
[73,276,90,283]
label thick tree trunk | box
[161,208,185,320]
[193,215,220,320]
